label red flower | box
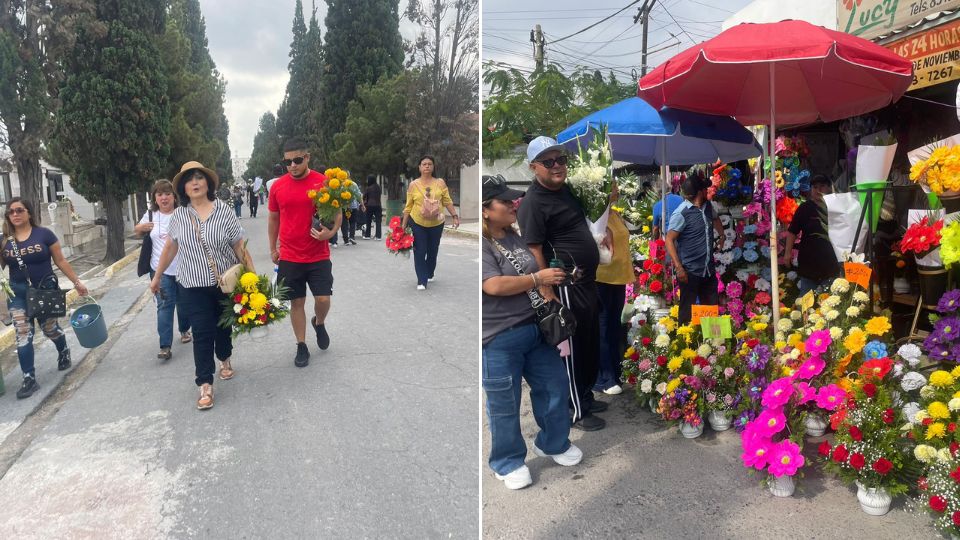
[818,441,832,457]
[848,426,863,442]
[651,263,663,274]
[641,337,651,347]
[240,308,248,315]
[882,408,895,424]
[923,417,934,426]
[858,358,892,380]
[931,495,948,513]
[952,441,960,456]
[638,273,650,285]
[747,339,759,349]
[900,216,943,257]
[656,355,667,366]
[872,458,893,476]
[847,397,857,410]
[630,351,640,361]
[950,423,958,433]
[233,294,243,303]
[832,444,849,463]
[650,281,663,293]
[849,452,865,470]
[919,476,929,491]
[755,292,771,305]
[950,466,960,483]
[830,409,847,431]
[643,259,653,270]
[862,383,876,398]
[259,315,267,323]
[953,511,960,527]
[627,375,637,385]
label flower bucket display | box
[679,421,703,438]
[918,265,949,309]
[856,482,892,516]
[804,413,828,438]
[909,136,960,212]
[856,137,897,232]
[708,410,732,432]
[768,475,795,498]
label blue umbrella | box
[556,97,762,165]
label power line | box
[547,0,645,44]
[656,2,699,45]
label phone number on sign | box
[912,65,955,86]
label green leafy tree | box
[277,0,325,159]
[50,0,170,262]
[317,0,404,160]
[244,112,282,181]
[0,0,93,217]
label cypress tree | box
[244,112,281,181]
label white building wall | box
[723,0,838,30]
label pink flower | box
[796,356,826,380]
[723,367,735,378]
[767,439,805,477]
[761,378,795,409]
[701,365,713,376]
[741,433,773,471]
[638,359,652,372]
[795,382,817,405]
[805,330,831,356]
[753,408,787,438]
[816,384,846,411]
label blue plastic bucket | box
[70,299,107,348]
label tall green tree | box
[277,0,325,161]
[244,112,281,181]
[276,0,308,141]
[317,0,404,160]
[50,0,170,262]
[0,0,93,217]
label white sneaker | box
[603,385,623,395]
[533,443,583,466]
[331,243,339,249]
[428,277,435,282]
[417,285,426,291]
[494,465,532,490]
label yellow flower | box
[666,378,682,393]
[670,305,679,318]
[927,422,947,440]
[336,169,348,180]
[239,272,259,290]
[319,193,331,204]
[788,333,803,348]
[843,329,866,354]
[864,316,891,336]
[328,178,341,189]
[930,370,956,388]
[680,348,696,359]
[929,401,951,419]
[752,323,768,332]
[735,330,749,339]
[248,292,268,311]
[307,189,317,199]
[332,200,340,208]
[624,346,636,359]
[659,317,676,333]
[344,179,353,186]
[667,356,683,372]
[269,313,275,319]
[782,366,795,377]
[915,444,938,463]
[341,191,352,200]
[677,325,694,337]
[642,225,650,234]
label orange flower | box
[834,353,853,377]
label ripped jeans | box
[8,279,68,377]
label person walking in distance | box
[362,175,382,240]
[517,136,606,432]
[247,181,260,218]
[268,138,341,367]
[401,156,460,290]
[231,183,244,219]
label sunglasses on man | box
[535,155,568,169]
[281,155,307,167]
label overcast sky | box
[199,0,420,158]
[482,0,753,85]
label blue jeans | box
[8,279,67,377]
[150,271,189,348]
[483,324,572,476]
[410,222,443,286]
[594,283,626,391]
[176,284,232,386]
[233,201,242,217]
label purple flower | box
[728,299,744,317]
[746,344,771,372]
[723,394,735,407]
[686,376,703,390]
[748,377,767,401]
[928,341,952,361]
[951,343,960,363]
[726,281,743,299]
[734,410,756,433]
[938,290,960,313]
[934,317,960,342]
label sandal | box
[180,332,192,344]
[197,383,214,410]
[157,347,172,360]
[219,359,234,380]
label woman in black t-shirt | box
[781,174,841,296]
[1,198,89,399]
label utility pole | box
[635,0,658,76]
[530,24,545,70]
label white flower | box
[897,343,922,366]
[718,251,734,265]
[902,402,921,424]
[830,278,850,294]
[939,448,954,463]
[829,327,842,340]
[755,278,770,292]
[777,319,793,332]
[724,229,736,244]
[853,291,869,303]
[825,310,839,321]
[790,310,801,321]
[655,334,670,348]
[270,298,282,308]
[697,343,712,357]
[920,385,937,399]
[719,215,731,227]
[842,251,866,263]
[655,382,667,395]
[950,398,960,412]
[716,264,727,276]
[916,409,931,422]
[233,304,242,314]
[822,296,841,308]
[893,363,904,378]
[786,271,798,280]
[640,379,653,393]
[845,306,860,318]
[790,348,801,360]
[736,269,750,282]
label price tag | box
[701,316,732,340]
[844,262,872,290]
[691,304,719,326]
[800,291,815,312]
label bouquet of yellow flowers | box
[218,270,290,337]
[910,145,960,195]
[308,167,355,226]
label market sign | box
[885,18,960,90]
[839,0,960,40]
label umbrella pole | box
[769,63,781,333]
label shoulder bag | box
[190,212,244,294]
[491,239,576,346]
[9,236,67,319]
[137,210,154,277]
[417,181,441,221]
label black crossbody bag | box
[492,239,576,346]
[137,210,154,277]
[9,236,66,319]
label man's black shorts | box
[277,259,333,299]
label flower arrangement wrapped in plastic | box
[218,270,290,337]
[566,130,614,223]
[385,216,414,257]
[910,145,960,195]
[901,216,944,259]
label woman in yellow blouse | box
[594,186,634,395]
[401,156,460,290]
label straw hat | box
[172,161,219,193]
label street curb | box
[444,227,479,240]
[0,248,142,354]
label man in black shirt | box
[517,136,605,432]
[781,174,840,296]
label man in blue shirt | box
[651,192,683,239]
[664,176,725,324]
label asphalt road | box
[0,211,480,539]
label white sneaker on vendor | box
[603,385,623,395]
[533,443,583,466]
[494,465,533,490]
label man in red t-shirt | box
[268,137,342,367]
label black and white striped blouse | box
[168,199,244,288]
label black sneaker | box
[294,342,310,367]
[57,349,72,371]
[16,375,38,399]
[312,317,330,350]
[572,415,606,431]
[589,400,609,413]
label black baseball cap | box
[483,175,525,202]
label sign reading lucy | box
[885,18,960,90]
[839,0,960,40]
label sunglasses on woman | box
[6,207,25,216]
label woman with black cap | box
[481,174,581,490]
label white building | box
[723,0,838,30]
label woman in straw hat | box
[150,161,254,410]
